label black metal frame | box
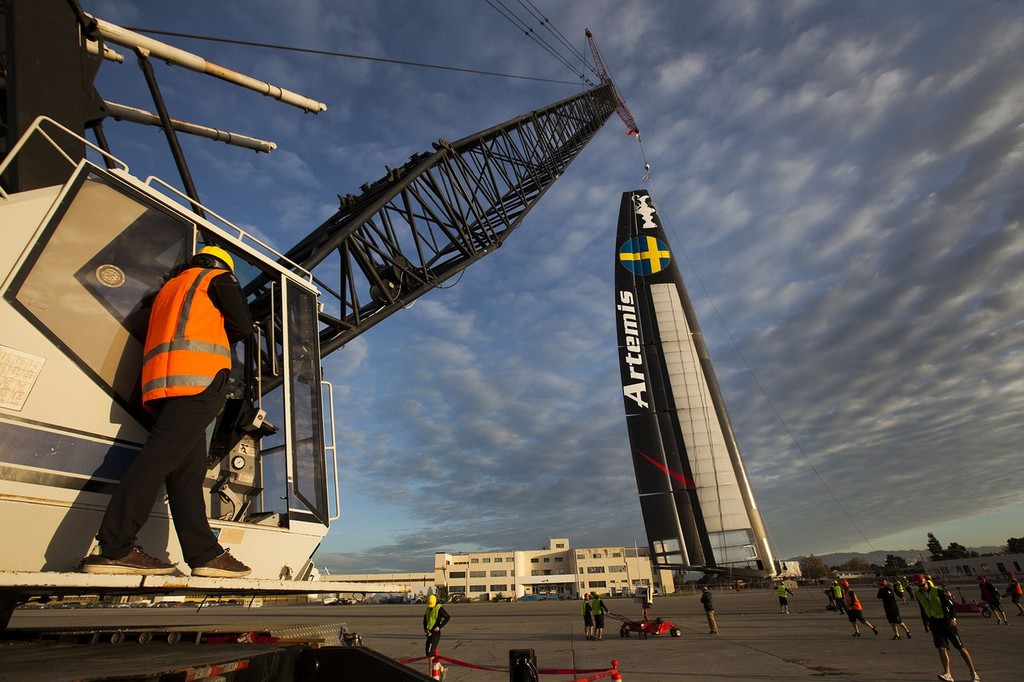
[269,84,617,358]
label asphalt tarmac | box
[7,587,1020,681]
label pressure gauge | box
[231,455,247,470]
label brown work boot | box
[81,547,176,575]
[191,550,251,578]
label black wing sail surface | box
[614,190,776,577]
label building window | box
[612,552,621,557]
[470,571,486,578]
[494,557,502,563]
[471,558,479,564]
[554,557,564,562]
[543,558,550,563]
[490,570,507,577]
[449,571,466,579]
[490,584,507,591]
[470,585,487,592]
[577,553,585,559]
[531,558,539,563]
[449,586,466,594]
[589,581,607,589]
[587,566,606,574]
[483,558,491,563]
[609,565,626,573]
[555,543,565,549]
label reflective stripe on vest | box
[141,268,231,405]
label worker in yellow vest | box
[777,581,794,614]
[913,574,980,682]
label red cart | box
[953,588,992,618]
[608,612,682,638]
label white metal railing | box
[142,176,312,283]
[0,116,128,200]
[2,116,313,285]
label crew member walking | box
[423,594,451,657]
[894,578,908,605]
[978,575,1008,625]
[82,246,252,578]
[840,579,878,637]
[777,581,793,614]
[1005,572,1024,616]
[913,574,981,682]
[876,578,911,639]
[830,580,846,613]
[701,586,718,634]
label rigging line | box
[483,0,596,85]
[485,0,584,77]
[516,0,592,68]
[121,27,582,86]
[643,182,878,555]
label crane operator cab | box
[0,120,338,580]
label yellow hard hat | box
[427,594,437,607]
[196,245,235,272]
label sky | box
[82,0,1024,572]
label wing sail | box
[614,190,776,577]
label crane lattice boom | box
[256,84,618,359]
[585,29,639,137]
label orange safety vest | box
[844,589,862,611]
[141,268,231,406]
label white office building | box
[434,538,671,601]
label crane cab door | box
[209,264,329,529]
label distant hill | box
[786,546,1005,567]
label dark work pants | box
[97,371,228,568]
[425,630,441,657]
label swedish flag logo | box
[619,236,671,275]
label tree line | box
[796,534,1023,579]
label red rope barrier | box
[397,651,619,679]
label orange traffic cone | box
[430,650,444,680]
